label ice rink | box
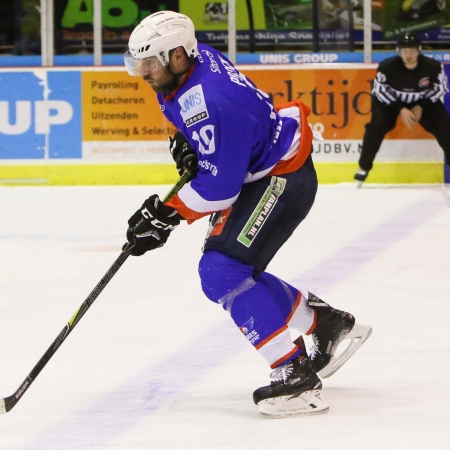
[1,182,449,450]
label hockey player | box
[124,11,372,417]
[354,32,450,186]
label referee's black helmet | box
[397,33,421,49]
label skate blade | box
[318,323,373,379]
[258,389,329,418]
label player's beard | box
[145,58,192,94]
[147,62,189,94]
[148,72,179,94]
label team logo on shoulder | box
[178,84,209,127]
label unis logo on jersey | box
[178,84,209,127]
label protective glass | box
[124,51,164,76]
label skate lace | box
[270,362,294,384]
[310,342,321,359]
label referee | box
[354,33,450,186]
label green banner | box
[179,0,266,30]
[383,0,450,38]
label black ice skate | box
[354,168,368,188]
[308,293,372,378]
[253,353,329,417]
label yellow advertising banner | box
[81,71,176,162]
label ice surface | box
[0,183,449,449]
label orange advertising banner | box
[245,67,431,140]
[81,67,432,144]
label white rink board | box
[82,140,173,162]
[312,139,444,162]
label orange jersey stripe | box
[268,100,313,176]
[165,193,213,224]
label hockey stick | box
[0,171,190,414]
[442,185,450,209]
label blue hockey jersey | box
[161,44,312,222]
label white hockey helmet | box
[124,11,198,76]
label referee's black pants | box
[358,97,450,171]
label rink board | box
[0,64,449,185]
[0,161,443,186]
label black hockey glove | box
[126,194,181,256]
[169,131,198,181]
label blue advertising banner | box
[2,50,449,68]
[0,70,81,159]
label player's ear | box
[172,46,186,61]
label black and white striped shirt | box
[372,54,449,110]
